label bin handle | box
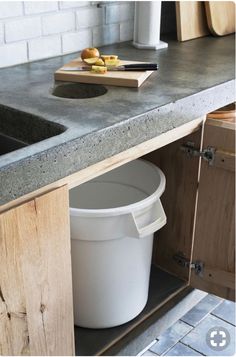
[131,199,166,238]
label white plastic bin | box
[70,159,166,328]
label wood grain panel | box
[176,1,209,41]
[146,128,203,281]
[190,120,235,300]
[205,1,236,36]
[0,186,75,355]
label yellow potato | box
[91,65,107,74]
[104,59,120,67]
[95,58,105,66]
[101,55,118,61]
[83,57,99,64]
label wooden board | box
[146,128,203,281]
[0,186,75,355]
[205,1,236,36]
[54,58,154,88]
[176,1,209,41]
[190,119,235,301]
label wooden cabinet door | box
[0,186,75,355]
[190,119,235,301]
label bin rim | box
[70,160,166,218]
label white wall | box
[0,1,134,68]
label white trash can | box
[70,159,166,328]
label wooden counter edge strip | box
[0,116,205,214]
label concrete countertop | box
[0,35,235,206]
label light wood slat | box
[206,117,235,131]
[190,120,235,301]
[176,1,209,41]
[0,186,75,355]
[213,150,235,172]
[191,276,235,302]
[147,128,203,281]
[205,1,236,36]
[199,267,235,290]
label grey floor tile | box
[141,350,159,356]
[181,314,235,356]
[180,294,222,327]
[149,320,193,355]
[164,342,203,356]
[211,299,236,326]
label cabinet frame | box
[1,115,234,356]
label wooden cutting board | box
[176,1,209,41]
[205,1,235,36]
[54,58,154,88]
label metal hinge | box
[181,142,216,165]
[173,253,203,275]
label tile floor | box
[138,294,235,356]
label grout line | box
[154,325,195,356]
[179,318,195,328]
[179,297,224,328]
[180,341,206,356]
[210,312,236,327]
[137,340,158,356]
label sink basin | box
[0,105,66,155]
[0,133,27,155]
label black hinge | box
[173,253,203,275]
[181,141,215,165]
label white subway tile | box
[0,23,4,43]
[93,24,120,47]
[106,3,134,24]
[0,41,27,68]
[0,2,23,19]
[5,16,41,42]
[42,11,75,35]
[28,35,61,61]
[120,21,134,42]
[24,1,58,15]
[76,7,104,29]
[62,29,92,54]
[59,1,89,9]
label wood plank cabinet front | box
[147,118,235,302]
[0,186,75,356]
[190,119,235,300]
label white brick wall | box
[0,2,23,18]
[106,3,134,24]
[62,29,92,54]
[0,42,27,67]
[0,23,4,44]
[59,1,90,9]
[0,1,135,68]
[24,2,58,15]
[120,20,134,42]
[28,35,62,61]
[42,12,76,35]
[76,7,104,29]
[93,23,120,47]
[5,16,41,42]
